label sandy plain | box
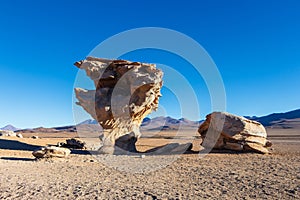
[0,129,299,199]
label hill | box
[141,116,200,130]
[10,108,300,133]
[247,109,300,129]
[0,125,19,131]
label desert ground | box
[0,129,299,199]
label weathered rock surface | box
[32,146,71,159]
[198,112,272,154]
[74,57,163,154]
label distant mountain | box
[246,109,300,129]
[0,125,19,131]
[17,125,77,133]
[74,116,200,131]
[141,116,200,130]
[77,117,200,129]
[77,119,98,125]
[12,108,300,133]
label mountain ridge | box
[245,109,300,129]
[0,125,19,131]
[5,108,300,132]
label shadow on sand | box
[70,149,98,155]
[0,139,247,160]
[0,139,41,151]
[0,157,36,161]
[198,148,260,155]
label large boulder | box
[32,146,71,158]
[74,57,163,154]
[198,112,272,154]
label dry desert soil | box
[0,129,299,199]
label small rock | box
[141,155,145,158]
[0,130,16,137]
[32,136,39,139]
[265,140,272,147]
[32,146,71,159]
[64,138,86,149]
[16,133,23,138]
[57,142,65,147]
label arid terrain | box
[0,128,299,199]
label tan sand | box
[0,129,299,199]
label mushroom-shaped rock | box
[32,146,71,158]
[198,112,272,154]
[74,57,163,154]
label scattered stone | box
[0,130,16,137]
[198,112,271,154]
[32,146,71,159]
[57,142,65,147]
[265,140,273,147]
[74,57,163,154]
[58,138,86,149]
[31,136,39,139]
[16,133,23,138]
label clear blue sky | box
[0,0,299,128]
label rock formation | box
[198,112,272,154]
[32,146,71,159]
[74,57,163,154]
[58,138,87,149]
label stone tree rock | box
[198,112,272,154]
[74,57,163,154]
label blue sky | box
[0,0,299,128]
